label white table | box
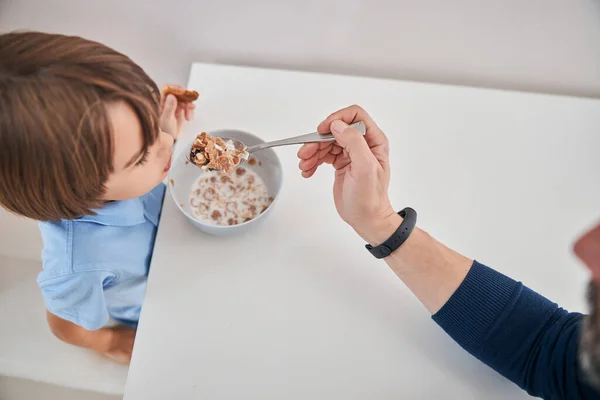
[124,64,600,399]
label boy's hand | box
[103,325,137,364]
[159,85,195,141]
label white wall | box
[1,0,599,98]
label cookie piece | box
[162,85,199,103]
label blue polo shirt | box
[37,183,165,330]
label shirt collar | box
[77,198,146,227]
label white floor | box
[0,376,121,400]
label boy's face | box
[103,101,173,201]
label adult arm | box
[298,105,598,399]
[376,224,596,399]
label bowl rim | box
[168,128,284,230]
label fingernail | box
[167,95,177,106]
[330,120,348,134]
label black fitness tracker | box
[365,207,417,259]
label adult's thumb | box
[330,120,375,166]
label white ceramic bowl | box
[168,129,283,236]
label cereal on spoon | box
[189,132,248,174]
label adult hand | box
[159,85,195,141]
[297,105,401,244]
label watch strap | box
[365,207,417,259]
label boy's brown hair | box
[0,31,160,221]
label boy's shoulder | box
[38,183,166,275]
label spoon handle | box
[247,121,366,153]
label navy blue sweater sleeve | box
[432,261,600,399]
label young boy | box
[0,31,195,364]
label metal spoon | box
[187,121,366,168]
